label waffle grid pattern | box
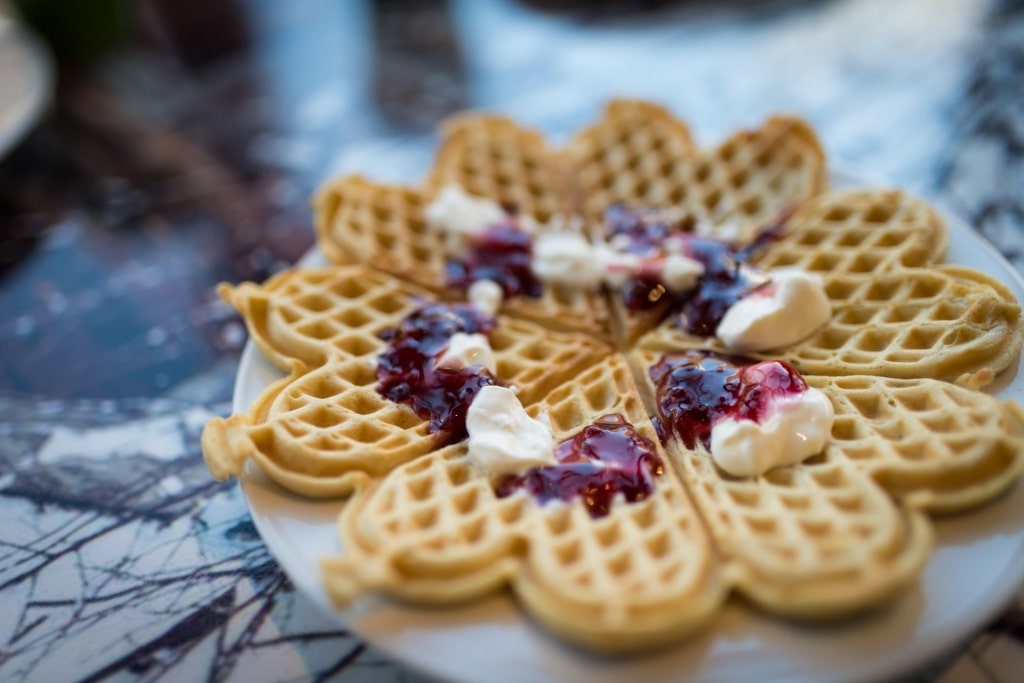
[639,265,1023,387]
[427,114,572,224]
[203,265,611,498]
[754,189,949,274]
[323,356,726,652]
[566,103,827,243]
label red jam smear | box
[494,414,664,519]
[649,350,808,450]
[376,303,500,444]
[445,219,543,299]
[603,205,788,334]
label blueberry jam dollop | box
[603,205,789,334]
[649,350,809,450]
[445,218,543,299]
[494,414,664,518]
[376,303,501,444]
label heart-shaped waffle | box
[562,100,829,346]
[754,189,949,273]
[639,264,1023,387]
[565,99,827,240]
[314,174,611,337]
[203,99,1024,653]
[427,113,573,224]
[627,347,1024,615]
[203,266,610,497]
[321,356,728,652]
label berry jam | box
[494,414,663,519]
[649,351,808,450]
[602,205,788,330]
[445,220,543,299]
[376,303,500,443]
[605,204,694,257]
[605,206,692,311]
[677,237,771,336]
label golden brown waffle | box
[639,265,1024,388]
[565,100,828,345]
[217,265,434,371]
[314,175,612,338]
[314,175,441,288]
[202,267,611,497]
[321,355,728,652]
[629,350,933,617]
[754,189,949,274]
[565,99,827,240]
[812,374,1024,513]
[426,113,572,224]
[203,359,430,497]
[202,99,1024,654]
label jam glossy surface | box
[446,221,543,299]
[494,414,663,518]
[650,351,808,450]
[602,205,788,331]
[677,237,771,336]
[376,303,499,443]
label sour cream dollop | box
[465,386,557,475]
[716,268,831,351]
[709,388,835,478]
[434,332,497,374]
[425,185,507,255]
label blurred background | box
[2,0,1021,397]
[1,1,1022,681]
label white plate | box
[234,174,1024,683]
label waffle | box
[812,374,1024,513]
[564,100,828,345]
[621,188,952,348]
[202,99,1024,654]
[629,346,1024,612]
[426,113,573,224]
[314,175,439,282]
[202,266,611,498]
[754,189,949,274]
[315,175,611,338]
[321,355,728,652]
[565,99,827,240]
[639,264,1023,388]
[216,265,433,371]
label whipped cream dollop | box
[658,252,704,292]
[694,217,744,242]
[468,279,504,317]
[716,268,831,351]
[434,332,497,374]
[465,385,557,475]
[531,231,704,291]
[425,185,508,255]
[710,388,834,478]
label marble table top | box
[2,0,1023,681]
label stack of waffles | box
[202,99,1024,652]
